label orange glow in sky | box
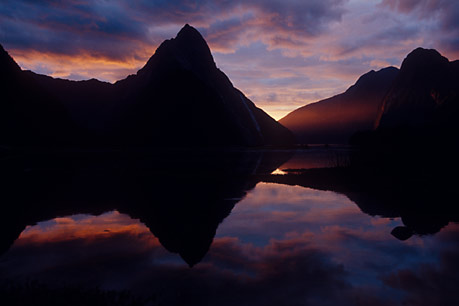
[2,0,458,120]
[16,211,159,246]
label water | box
[0,149,458,305]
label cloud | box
[0,216,373,306]
[17,211,154,245]
[10,49,144,82]
[0,0,458,118]
[0,1,154,59]
[0,0,346,57]
[0,0,349,112]
[3,183,458,305]
[382,226,459,306]
[381,0,459,57]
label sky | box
[1,0,458,120]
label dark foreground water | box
[0,148,458,305]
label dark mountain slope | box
[280,67,399,144]
[0,45,76,146]
[0,24,293,148]
[111,24,293,146]
[27,74,116,134]
[376,48,459,131]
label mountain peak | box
[401,47,449,72]
[376,47,458,129]
[407,47,443,59]
[348,66,399,95]
[176,24,202,40]
[137,24,216,77]
[173,24,215,70]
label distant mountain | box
[279,67,399,144]
[0,24,293,148]
[375,48,459,131]
[348,48,459,192]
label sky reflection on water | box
[1,182,458,305]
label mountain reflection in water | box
[0,148,458,305]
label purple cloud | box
[383,226,459,306]
[0,0,458,119]
[0,0,346,57]
[381,0,459,55]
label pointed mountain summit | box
[117,24,293,146]
[137,24,216,78]
[0,25,293,147]
[280,67,399,144]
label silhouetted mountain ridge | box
[0,44,21,75]
[0,46,78,146]
[281,47,458,145]
[0,149,291,267]
[0,25,293,147]
[280,66,399,144]
[376,47,459,130]
[139,24,217,77]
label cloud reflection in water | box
[1,183,458,305]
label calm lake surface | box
[0,148,458,305]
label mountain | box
[0,150,291,267]
[279,67,399,144]
[0,45,77,146]
[264,166,459,238]
[375,48,459,131]
[347,48,459,207]
[0,24,293,148]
